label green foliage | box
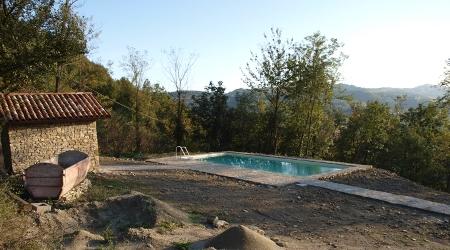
[283,32,347,158]
[379,103,450,189]
[101,227,115,249]
[188,214,201,224]
[162,48,198,146]
[173,240,191,250]
[0,182,47,249]
[94,74,177,156]
[157,220,185,234]
[437,58,450,106]
[243,29,347,156]
[242,28,295,154]
[331,98,450,192]
[334,100,393,164]
[227,91,266,152]
[190,81,229,151]
[80,174,130,202]
[0,0,97,92]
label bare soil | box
[26,157,450,249]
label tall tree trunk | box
[305,96,316,158]
[175,90,184,146]
[55,63,61,92]
[272,89,281,155]
[134,87,140,153]
[446,173,450,192]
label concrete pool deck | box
[101,155,369,186]
[99,156,450,216]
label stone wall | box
[5,121,100,173]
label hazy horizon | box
[80,1,450,92]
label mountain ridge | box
[178,84,446,112]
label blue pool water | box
[196,153,348,177]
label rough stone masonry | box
[5,121,100,174]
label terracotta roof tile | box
[0,92,110,123]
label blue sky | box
[79,0,450,92]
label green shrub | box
[173,240,190,250]
[0,182,44,249]
[157,220,185,234]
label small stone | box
[256,229,265,235]
[206,216,218,224]
[276,242,287,247]
[213,220,229,229]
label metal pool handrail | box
[175,146,190,159]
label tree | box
[119,46,151,153]
[395,104,447,182]
[433,130,450,191]
[227,91,265,152]
[285,32,347,157]
[360,102,450,191]
[162,47,198,147]
[0,0,97,92]
[1,0,54,91]
[97,109,134,157]
[334,100,392,164]
[52,0,98,92]
[438,58,450,105]
[190,81,228,151]
[242,28,295,154]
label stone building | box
[0,92,110,174]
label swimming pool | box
[194,152,349,177]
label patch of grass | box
[46,197,54,206]
[120,152,140,159]
[157,220,185,234]
[101,227,115,249]
[381,213,395,220]
[5,174,25,197]
[189,203,201,215]
[80,173,152,202]
[173,240,190,250]
[118,219,153,232]
[189,214,201,224]
[217,211,228,216]
[394,236,410,245]
[0,182,47,249]
[419,238,429,243]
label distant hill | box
[335,84,445,112]
[173,84,446,112]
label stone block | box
[31,203,52,214]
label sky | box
[79,0,450,93]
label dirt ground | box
[26,157,450,249]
